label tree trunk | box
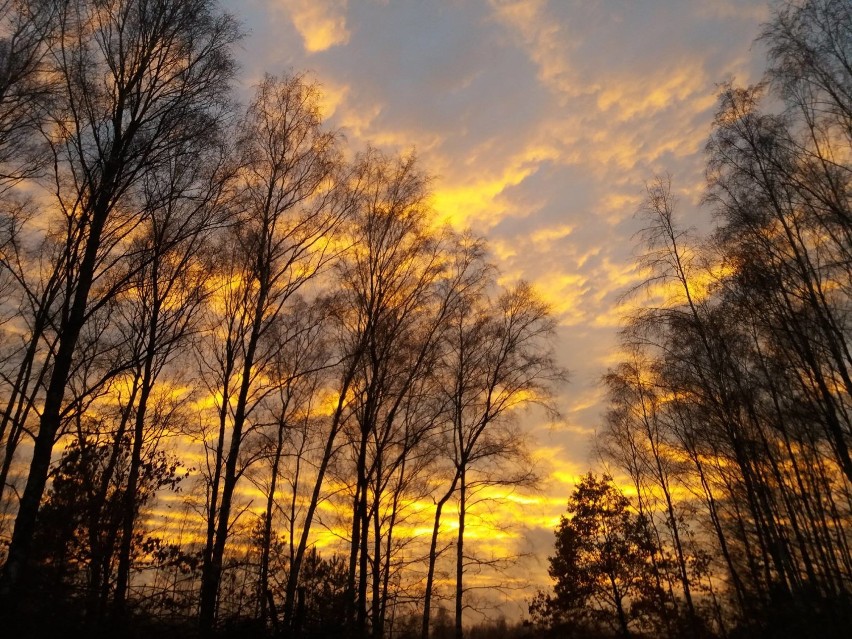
[372,482,383,639]
[454,468,466,639]
[421,473,460,639]
[346,425,369,634]
[258,415,286,628]
[357,480,370,636]
[611,579,631,639]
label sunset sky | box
[224,0,771,611]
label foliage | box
[32,436,185,588]
[531,473,667,637]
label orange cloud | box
[430,143,558,230]
[280,0,350,53]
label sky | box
[222,0,771,615]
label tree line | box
[533,0,852,637]
[0,1,564,637]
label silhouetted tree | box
[422,279,562,639]
[197,72,349,636]
[0,0,239,607]
[531,473,665,638]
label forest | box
[0,0,849,638]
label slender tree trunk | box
[85,370,142,625]
[636,380,697,629]
[112,378,149,616]
[656,461,698,631]
[611,578,631,639]
[347,426,369,634]
[422,473,460,639]
[688,442,747,610]
[380,455,406,631]
[258,414,286,627]
[454,467,466,639]
[203,345,234,586]
[372,482,383,639]
[357,480,370,636]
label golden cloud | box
[281,0,350,53]
[596,66,710,121]
[530,223,575,246]
[430,142,558,230]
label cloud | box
[488,0,579,97]
[430,146,554,230]
[280,0,350,53]
[314,77,350,119]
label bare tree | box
[196,73,349,636]
[0,0,59,521]
[422,280,563,639]
[0,0,239,603]
[332,150,450,638]
[250,297,332,629]
[111,124,232,622]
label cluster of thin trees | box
[584,0,852,637]
[0,1,563,637]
